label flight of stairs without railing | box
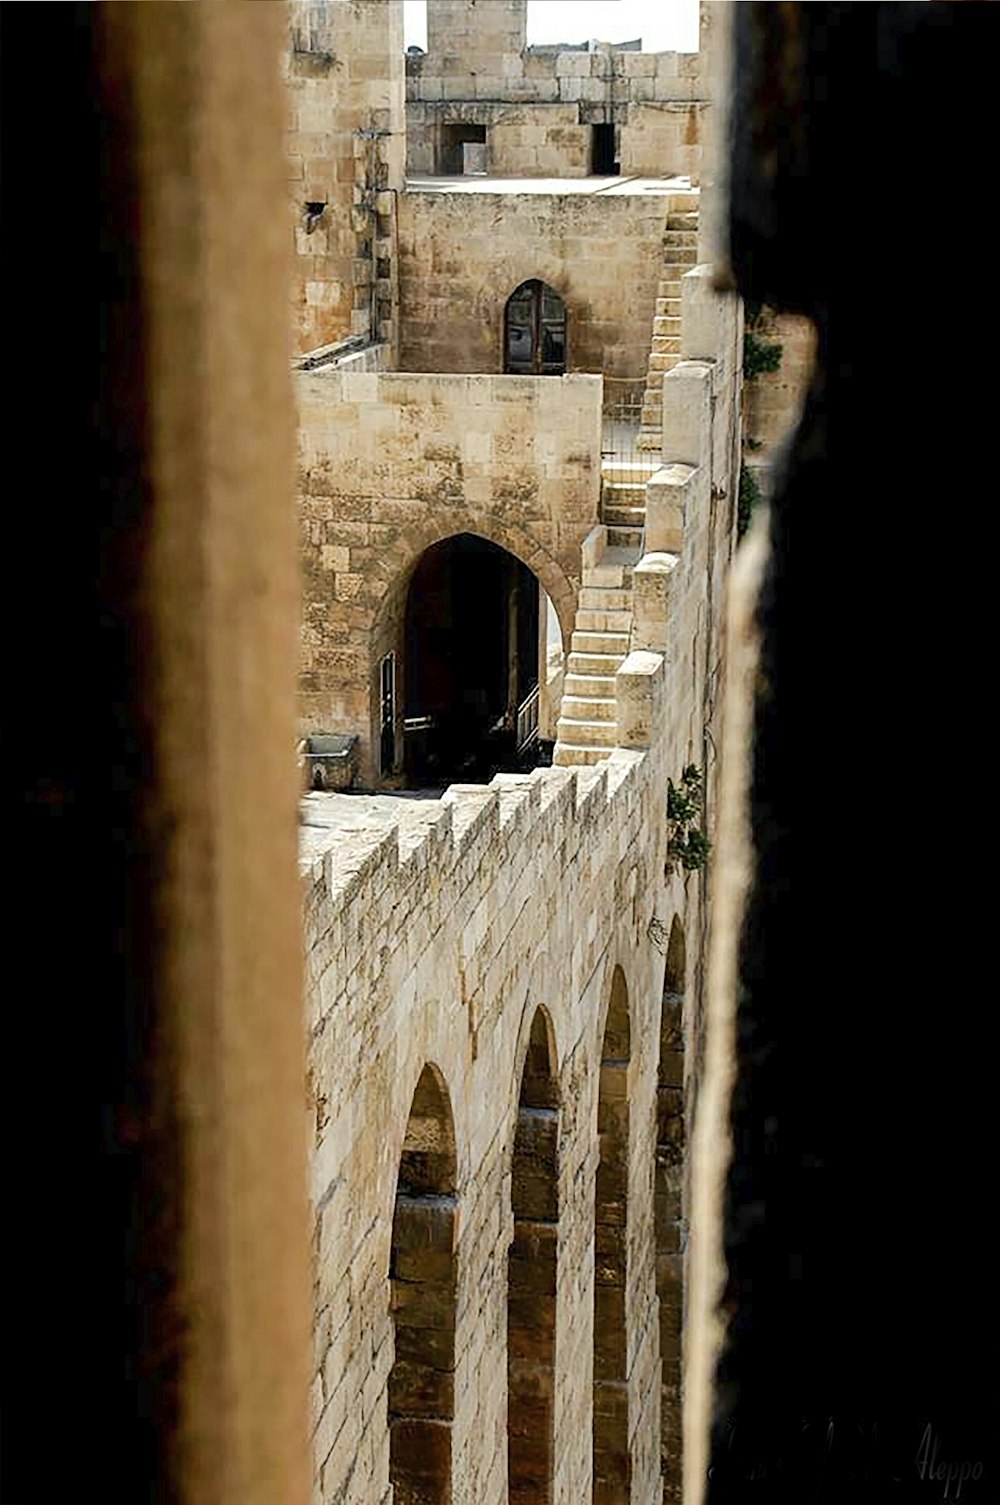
[638,199,700,453]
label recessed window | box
[504,280,566,376]
[591,122,619,175]
[438,122,487,175]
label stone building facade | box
[292,4,742,1503]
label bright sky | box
[403,1,700,54]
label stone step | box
[663,228,698,247]
[649,346,680,369]
[555,716,618,748]
[575,608,632,632]
[665,211,699,230]
[564,672,617,698]
[602,506,645,530]
[552,743,613,767]
[653,316,682,337]
[637,430,663,452]
[567,649,627,677]
[601,463,659,487]
[583,562,626,589]
[607,525,643,551]
[571,629,630,656]
[657,285,682,304]
[602,480,647,505]
[579,585,632,610]
[561,694,617,721]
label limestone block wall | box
[301,275,741,1505]
[287,0,405,355]
[426,0,528,74]
[742,306,816,487]
[397,189,667,383]
[406,34,706,178]
[303,753,669,1505]
[296,369,602,782]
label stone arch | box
[508,1004,560,1504]
[504,278,568,375]
[371,525,575,785]
[657,917,686,1500]
[371,514,576,652]
[388,1062,458,1504]
[594,964,631,1502]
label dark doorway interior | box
[439,121,487,174]
[403,534,540,786]
[591,122,619,175]
[504,280,567,376]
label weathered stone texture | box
[397,189,668,384]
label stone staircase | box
[553,458,656,767]
[638,201,700,453]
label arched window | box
[504,281,567,376]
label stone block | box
[661,360,713,467]
[631,551,678,653]
[615,651,665,750]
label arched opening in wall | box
[656,918,686,1501]
[504,281,567,376]
[594,965,631,1503]
[389,1064,458,1505]
[403,533,551,786]
[508,1007,560,1504]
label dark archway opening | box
[389,1065,458,1505]
[403,534,540,786]
[504,281,567,376]
[594,967,631,1503]
[656,919,686,1502]
[508,1008,560,1505]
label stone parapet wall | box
[398,188,668,382]
[303,744,673,1505]
[297,369,602,780]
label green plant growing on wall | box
[737,465,761,540]
[665,764,711,875]
[743,330,784,380]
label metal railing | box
[601,377,646,470]
[515,685,540,755]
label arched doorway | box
[403,534,543,785]
[508,1007,560,1504]
[594,966,631,1502]
[504,281,567,376]
[389,1065,458,1504]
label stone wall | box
[407,11,706,179]
[287,0,405,355]
[742,306,816,490]
[297,369,603,783]
[301,270,741,1504]
[397,188,669,383]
